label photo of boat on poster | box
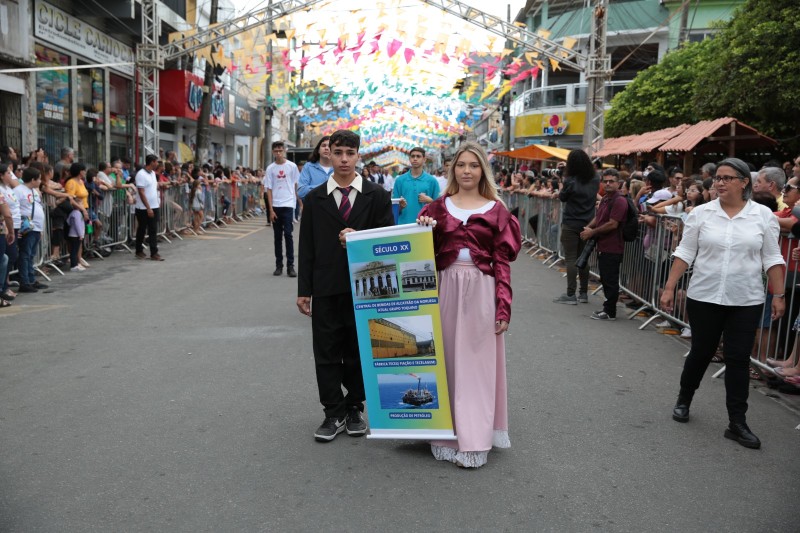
[377,373,440,410]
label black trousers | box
[598,252,622,317]
[681,298,762,423]
[311,292,364,419]
[135,207,159,255]
[272,206,294,268]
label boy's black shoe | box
[287,266,297,277]
[345,407,367,436]
[19,284,38,293]
[33,281,49,290]
[273,267,283,276]
[314,416,345,442]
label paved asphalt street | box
[1,218,798,532]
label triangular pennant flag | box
[387,39,403,58]
[403,47,415,64]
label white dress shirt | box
[326,174,363,208]
[673,199,785,306]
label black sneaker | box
[273,267,283,276]
[345,407,367,436]
[33,281,49,290]
[287,266,297,278]
[314,416,345,442]
[18,284,38,293]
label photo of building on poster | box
[368,315,435,359]
[376,373,440,410]
[350,260,400,300]
[399,260,437,293]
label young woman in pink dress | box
[417,142,521,468]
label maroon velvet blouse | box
[419,196,521,323]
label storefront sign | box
[226,92,260,136]
[345,225,455,441]
[34,0,134,76]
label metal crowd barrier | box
[510,195,798,378]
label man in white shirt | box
[266,141,300,277]
[14,167,48,292]
[379,168,394,193]
[134,155,163,261]
[435,156,452,196]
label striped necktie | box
[337,186,352,221]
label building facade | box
[509,0,746,150]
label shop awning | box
[495,144,571,161]
[659,117,776,152]
[593,125,690,157]
[593,118,777,157]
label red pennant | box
[403,47,415,64]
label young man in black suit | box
[297,130,394,442]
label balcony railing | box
[511,80,631,116]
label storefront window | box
[109,73,132,160]
[35,44,71,163]
[35,44,70,123]
[78,67,104,128]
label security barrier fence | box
[10,180,264,281]
[503,191,799,377]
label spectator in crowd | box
[581,168,628,320]
[37,163,74,267]
[393,147,440,224]
[418,141,521,468]
[648,177,703,219]
[434,157,450,195]
[661,158,785,450]
[13,167,48,293]
[753,165,788,211]
[0,187,13,306]
[134,155,164,261]
[64,163,91,268]
[296,129,394,442]
[297,136,333,200]
[380,167,394,193]
[54,147,75,181]
[0,145,18,163]
[65,200,86,272]
[553,149,600,305]
[0,163,20,299]
[189,177,205,234]
[666,166,684,196]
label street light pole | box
[262,0,274,168]
[195,0,219,164]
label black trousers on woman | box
[681,298,762,423]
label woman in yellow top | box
[64,163,90,210]
[64,163,90,268]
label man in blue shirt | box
[392,147,440,224]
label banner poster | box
[345,224,456,441]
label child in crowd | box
[66,206,85,272]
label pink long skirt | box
[431,261,510,468]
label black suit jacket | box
[298,179,394,298]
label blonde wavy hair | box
[444,141,502,203]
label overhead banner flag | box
[345,224,455,441]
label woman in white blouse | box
[660,158,785,450]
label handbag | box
[19,195,35,237]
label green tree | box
[693,0,800,155]
[604,40,710,138]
